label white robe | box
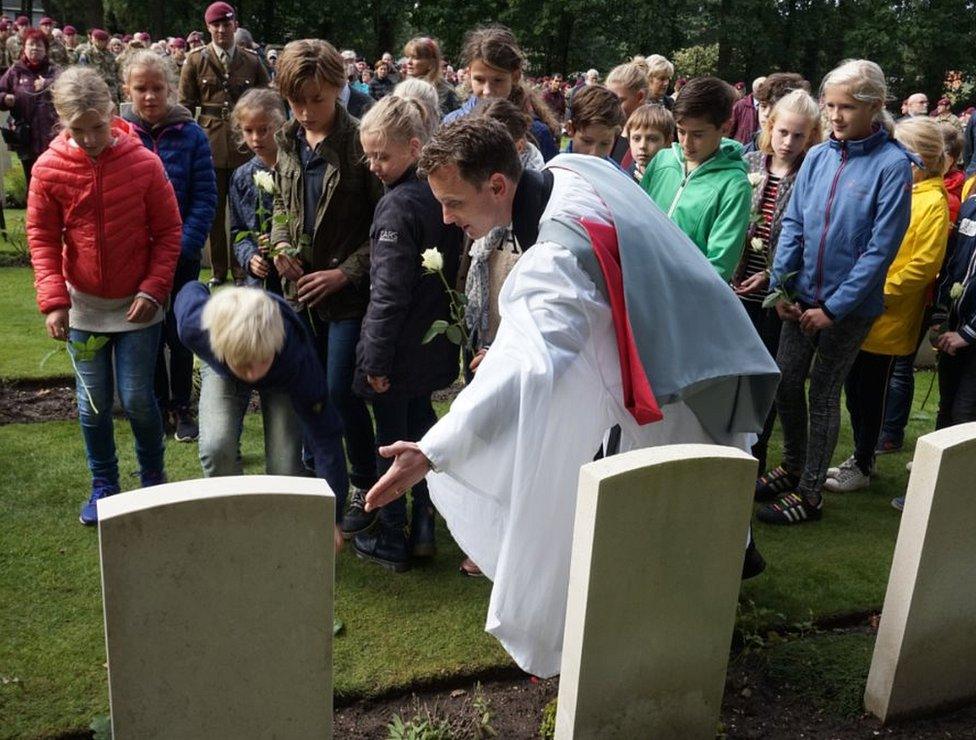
[418,170,751,678]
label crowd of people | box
[15,3,976,585]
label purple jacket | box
[0,59,58,158]
[729,94,758,145]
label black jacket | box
[347,85,374,120]
[354,168,464,398]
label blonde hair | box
[895,117,949,178]
[645,54,674,79]
[360,94,434,148]
[758,89,823,156]
[232,87,287,144]
[201,288,285,366]
[606,57,650,95]
[624,103,675,140]
[821,59,894,135]
[122,50,178,106]
[392,78,440,139]
[51,66,114,125]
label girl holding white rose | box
[229,88,288,295]
[732,89,822,474]
[353,93,463,572]
[122,50,217,443]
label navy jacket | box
[175,281,349,513]
[772,127,914,320]
[230,156,283,294]
[934,194,976,344]
[355,168,463,398]
[125,105,218,261]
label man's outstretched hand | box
[364,441,432,512]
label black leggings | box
[844,350,897,474]
[937,345,976,429]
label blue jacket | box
[772,127,914,320]
[443,95,559,161]
[934,194,976,344]
[124,105,218,261]
[230,156,282,294]
[174,281,349,515]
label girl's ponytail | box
[359,94,433,147]
[821,59,892,134]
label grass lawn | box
[0,378,941,738]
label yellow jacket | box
[862,176,949,356]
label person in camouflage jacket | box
[76,30,121,102]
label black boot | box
[409,504,436,558]
[340,486,377,540]
[354,524,411,572]
[741,538,766,580]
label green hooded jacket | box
[640,138,752,281]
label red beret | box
[204,2,236,24]
[39,16,54,25]
[91,29,109,41]
[63,25,76,35]
[15,15,29,26]
[170,37,187,49]
[0,20,10,31]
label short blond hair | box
[757,89,823,156]
[360,93,434,148]
[624,103,675,140]
[201,288,285,366]
[606,57,650,94]
[51,66,114,125]
[895,117,950,178]
[645,54,674,79]
[122,50,178,105]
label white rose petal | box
[750,237,764,253]
[253,170,275,194]
[748,172,763,187]
[420,248,444,272]
[950,281,965,300]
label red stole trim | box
[580,217,662,425]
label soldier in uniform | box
[179,2,270,286]
[6,16,29,62]
[39,17,69,68]
[76,29,121,103]
[0,20,13,75]
[62,26,80,65]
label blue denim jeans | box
[69,323,165,485]
[311,316,377,490]
[197,364,306,477]
[371,394,437,529]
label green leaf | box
[234,230,251,244]
[39,345,65,369]
[333,618,345,636]
[454,292,468,305]
[761,292,782,309]
[87,335,109,351]
[421,320,448,344]
[445,324,462,345]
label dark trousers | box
[208,168,244,282]
[20,156,36,193]
[371,394,437,529]
[741,298,782,473]
[937,345,976,429]
[880,308,933,446]
[844,350,898,474]
[776,313,875,498]
[155,257,201,410]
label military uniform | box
[179,42,270,282]
[76,43,121,102]
[47,39,69,68]
[5,34,21,62]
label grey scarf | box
[464,226,511,348]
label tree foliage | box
[53,0,976,104]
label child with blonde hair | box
[732,88,822,474]
[623,103,675,180]
[827,117,949,495]
[606,57,652,164]
[757,60,914,525]
[354,94,464,570]
[122,49,217,442]
[28,66,182,525]
[175,283,348,552]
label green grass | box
[0,381,941,738]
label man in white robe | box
[365,119,779,678]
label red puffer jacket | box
[28,118,183,314]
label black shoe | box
[354,526,411,572]
[174,407,198,442]
[755,466,800,502]
[340,486,377,539]
[741,540,766,579]
[409,505,436,558]
[160,407,177,436]
[757,492,823,525]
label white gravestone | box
[555,444,756,739]
[865,422,976,722]
[97,475,335,739]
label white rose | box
[750,237,764,253]
[950,281,965,300]
[420,248,444,272]
[253,170,275,194]
[748,172,763,187]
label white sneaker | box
[824,463,871,492]
[827,455,858,480]
[905,461,913,472]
